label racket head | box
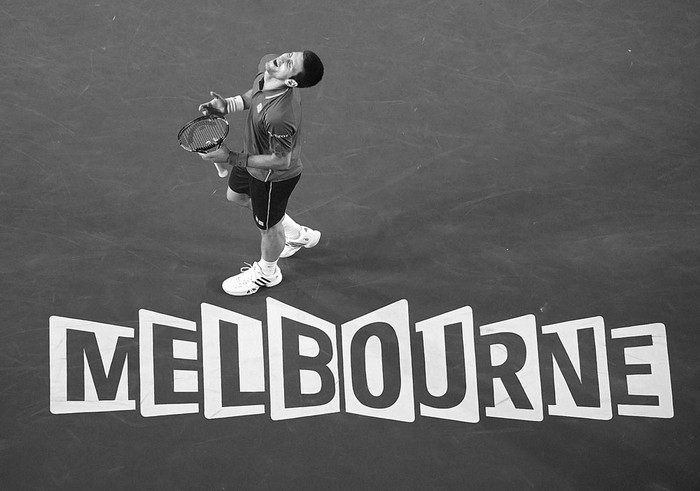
[177,115,230,153]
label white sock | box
[258,258,278,276]
[282,214,302,239]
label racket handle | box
[214,162,229,178]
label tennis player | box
[198,51,324,296]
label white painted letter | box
[542,317,612,420]
[342,300,415,423]
[49,316,134,414]
[267,298,340,420]
[416,306,479,423]
[480,315,543,422]
[139,310,199,417]
[611,323,673,418]
[201,303,266,419]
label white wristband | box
[225,95,245,114]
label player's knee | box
[226,189,250,207]
[260,221,284,238]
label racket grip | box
[213,162,229,178]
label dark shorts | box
[228,167,300,230]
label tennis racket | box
[177,115,230,177]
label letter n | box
[342,300,414,423]
[49,316,135,414]
[480,315,543,421]
[541,317,612,420]
[267,298,340,420]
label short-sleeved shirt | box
[243,54,303,183]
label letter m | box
[49,316,135,414]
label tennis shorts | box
[228,167,301,230]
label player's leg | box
[281,214,301,236]
[254,176,299,271]
[226,166,252,208]
[221,176,298,296]
[280,213,321,258]
[226,188,251,208]
[260,221,285,262]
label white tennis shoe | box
[222,262,283,296]
[280,226,321,258]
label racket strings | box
[181,118,228,152]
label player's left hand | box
[198,91,227,116]
[200,143,230,163]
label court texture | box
[2,0,699,489]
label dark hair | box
[291,50,324,88]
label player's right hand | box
[200,143,230,163]
[198,91,227,116]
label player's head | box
[266,51,324,88]
[290,51,324,88]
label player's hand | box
[198,91,227,116]
[200,143,230,163]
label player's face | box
[265,52,304,82]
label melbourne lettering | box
[48,298,674,422]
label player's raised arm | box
[199,89,254,115]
